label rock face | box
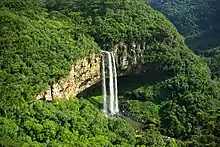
[37,54,100,100]
[112,41,147,76]
[37,41,148,100]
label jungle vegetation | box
[149,0,220,53]
[0,0,219,146]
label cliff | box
[37,54,100,100]
[37,41,150,100]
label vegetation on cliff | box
[0,0,220,146]
[0,0,99,108]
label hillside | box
[0,0,220,146]
[0,0,99,107]
[149,0,220,53]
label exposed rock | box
[112,41,146,76]
[37,54,100,100]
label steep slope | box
[149,0,220,52]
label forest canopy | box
[0,0,220,146]
[149,0,220,52]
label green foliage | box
[0,99,136,146]
[207,48,220,79]
[0,0,45,10]
[0,2,99,109]
[1,0,220,146]
[136,129,166,147]
[149,0,220,51]
[121,100,160,126]
[46,0,179,50]
[118,40,220,143]
[150,0,215,38]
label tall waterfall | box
[107,52,115,115]
[111,52,119,113]
[101,53,107,116]
[101,50,119,115]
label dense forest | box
[148,0,220,104]
[0,0,220,146]
[149,0,220,53]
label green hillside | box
[0,0,99,107]
[149,0,220,53]
[0,0,220,146]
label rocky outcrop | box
[37,54,100,100]
[112,41,148,76]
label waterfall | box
[101,53,107,116]
[101,50,119,115]
[107,52,115,115]
[111,52,119,113]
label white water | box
[101,53,107,116]
[101,50,119,115]
[107,51,115,115]
[111,52,119,113]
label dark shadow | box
[77,65,167,99]
[186,29,220,52]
